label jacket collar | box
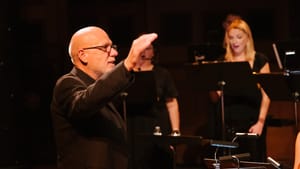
[70,67,95,86]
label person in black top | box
[127,43,181,169]
[210,19,270,162]
[50,26,157,169]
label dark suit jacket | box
[51,62,134,169]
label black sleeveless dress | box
[218,52,269,162]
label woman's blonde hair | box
[224,19,256,62]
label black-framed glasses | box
[82,44,117,53]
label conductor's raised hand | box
[124,33,158,71]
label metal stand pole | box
[293,91,299,131]
[218,80,226,141]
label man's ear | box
[78,50,88,65]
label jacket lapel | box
[108,102,127,133]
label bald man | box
[51,26,157,169]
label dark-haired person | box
[128,43,181,169]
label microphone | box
[219,153,250,161]
[232,133,259,142]
[235,132,259,137]
[120,92,128,98]
[267,156,281,169]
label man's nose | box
[110,48,118,57]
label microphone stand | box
[213,147,221,169]
[218,80,226,156]
[285,70,300,133]
[218,80,226,141]
[292,91,299,131]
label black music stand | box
[137,134,239,169]
[137,134,239,148]
[124,71,157,169]
[255,72,300,130]
[204,158,278,169]
[185,61,256,140]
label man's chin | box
[107,64,115,69]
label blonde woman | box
[212,19,270,162]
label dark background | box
[0,0,299,168]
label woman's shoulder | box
[255,52,269,62]
[253,52,269,72]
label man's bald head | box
[68,26,109,64]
